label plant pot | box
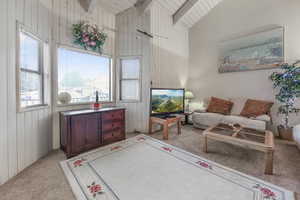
[277,125,293,141]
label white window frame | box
[55,45,114,106]
[119,56,142,103]
[16,24,48,112]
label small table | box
[183,112,193,125]
[149,116,182,140]
[203,123,275,175]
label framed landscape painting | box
[219,27,284,73]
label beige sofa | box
[191,97,272,131]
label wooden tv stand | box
[149,116,182,140]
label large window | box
[57,48,112,104]
[120,57,141,101]
[19,30,45,108]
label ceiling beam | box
[134,0,153,14]
[78,0,97,12]
[173,0,199,25]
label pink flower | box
[162,147,172,152]
[196,161,213,169]
[89,184,101,193]
[83,36,89,42]
[261,188,276,197]
[87,182,103,197]
[137,137,145,141]
[110,145,121,151]
[89,41,96,46]
[73,158,86,167]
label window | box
[120,57,141,101]
[19,30,45,108]
[57,48,112,104]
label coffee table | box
[203,123,275,175]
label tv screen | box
[150,88,185,116]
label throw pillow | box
[240,99,273,117]
[207,97,233,115]
[230,97,248,115]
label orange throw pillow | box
[240,99,273,117]
[207,97,233,115]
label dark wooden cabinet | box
[60,108,125,158]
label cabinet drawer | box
[102,110,124,121]
[102,130,124,144]
[102,121,123,132]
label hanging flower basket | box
[72,21,107,54]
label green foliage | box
[72,21,107,54]
[269,61,300,127]
[152,96,183,113]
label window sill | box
[55,101,115,108]
[18,104,50,113]
[119,100,141,103]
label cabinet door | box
[85,114,100,150]
[71,114,100,154]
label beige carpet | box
[61,134,295,200]
[0,126,299,200]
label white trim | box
[54,45,114,107]
[16,22,49,112]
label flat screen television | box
[150,88,185,116]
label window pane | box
[121,59,140,79]
[20,71,42,107]
[121,80,139,100]
[58,48,111,104]
[20,32,39,71]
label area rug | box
[60,135,295,200]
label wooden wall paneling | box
[33,111,39,163]
[0,0,9,185]
[32,0,39,34]
[15,0,24,23]
[51,0,116,149]
[16,113,25,172]
[115,8,151,133]
[24,111,32,169]
[7,0,18,178]
[1,0,120,185]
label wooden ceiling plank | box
[172,0,199,25]
[135,0,153,14]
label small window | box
[120,57,141,101]
[18,30,45,108]
[57,48,112,104]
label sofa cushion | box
[222,115,266,131]
[207,97,233,115]
[240,99,273,117]
[230,97,247,115]
[250,114,271,122]
[192,112,224,127]
[189,102,206,113]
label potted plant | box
[270,61,300,140]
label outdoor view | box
[151,89,184,114]
[20,32,42,108]
[58,48,111,104]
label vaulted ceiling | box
[82,0,223,28]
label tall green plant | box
[270,61,300,128]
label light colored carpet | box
[0,126,299,200]
[61,134,295,200]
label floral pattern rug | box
[60,135,295,200]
